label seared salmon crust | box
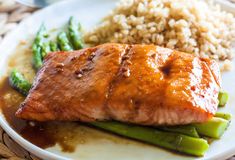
[16,43,221,126]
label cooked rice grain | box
[84,0,235,71]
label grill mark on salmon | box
[104,45,131,118]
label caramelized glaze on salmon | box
[16,43,221,125]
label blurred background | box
[0,0,36,43]
[0,0,65,43]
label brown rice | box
[84,0,235,71]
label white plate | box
[0,0,235,160]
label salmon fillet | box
[16,43,221,125]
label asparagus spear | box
[193,117,229,139]
[162,113,232,138]
[49,41,59,52]
[215,112,232,121]
[160,125,199,138]
[91,121,209,156]
[57,31,73,51]
[68,17,84,50]
[32,24,48,70]
[41,42,51,58]
[32,45,42,70]
[218,91,229,107]
[9,69,31,96]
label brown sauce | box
[0,77,62,150]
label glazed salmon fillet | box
[16,43,221,125]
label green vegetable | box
[41,42,51,58]
[68,16,84,50]
[91,121,209,156]
[160,125,199,138]
[49,41,59,52]
[193,117,229,139]
[32,44,42,70]
[57,31,73,51]
[32,24,48,70]
[9,69,31,96]
[161,112,232,139]
[218,91,229,107]
[215,112,232,121]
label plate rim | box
[0,0,234,160]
